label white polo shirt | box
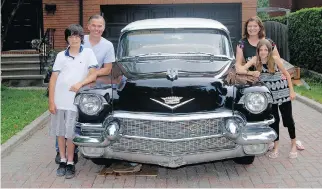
[53,46,98,111]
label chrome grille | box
[119,118,223,139]
[111,137,237,156]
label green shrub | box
[263,16,287,25]
[288,7,322,73]
[257,0,269,20]
[263,7,322,73]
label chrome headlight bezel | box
[243,92,268,114]
[74,94,108,115]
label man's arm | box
[96,63,112,76]
[70,68,97,92]
[96,43,115,76]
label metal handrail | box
[37,28,55,74]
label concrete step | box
[1,75,45,87]
[1,75,45,79]
[1,67,41,76]
[1,54,40,62]
[1,61,40,69]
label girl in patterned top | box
[240,39,304,159]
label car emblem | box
[150,97,195,110]
[161,96,183,105]
[167,68,178,81]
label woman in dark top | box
[235,17,305,158]
[235,16,280,76]
[239,39,305,158]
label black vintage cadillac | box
[73,18,277,167]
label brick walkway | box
[2,100,322,188]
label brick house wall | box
[43,0,257,50]
[294,0,322,10]
[269,0,322,16]
[43,0,80,49]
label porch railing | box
[37,28,56,75]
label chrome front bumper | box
[73,110,277,167]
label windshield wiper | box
[177,52,233,61]
[122,53,173,60]
[120,52,233,62]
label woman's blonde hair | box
[255,39,275,73]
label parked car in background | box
[73,18,277,167]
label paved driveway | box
[2,100,322,188]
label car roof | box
[121,18,229,33]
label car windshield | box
[118,29,233,59]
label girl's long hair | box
[255,39,275,74]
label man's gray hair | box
[88,14,106,26]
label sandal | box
[289,151,298,159]
[268,142,274,151]
[296,140,305,151]
[268,151,279,159]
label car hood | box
[79,59,236,113]
[112,76,233,113]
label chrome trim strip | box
[73,136,110,147]
[76,122,103,128]
[246,116,275,127]
[112,110,236,121]
[81,146,246,168]
[120,134,223,142]
[238,92,273,104]
[74,94,108,105]
[236,127,277,145]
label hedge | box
[263,7,322,73]
[263,16,287,25]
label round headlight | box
[244,93,268,114]
[79,94,103,115]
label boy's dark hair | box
[64,24,84,44]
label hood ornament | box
[167,68,178,81]
[150,97,195,110]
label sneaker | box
[65,164,76,179]
[56,162,67,176]
[55,152,78,165]
[55,152,61,164]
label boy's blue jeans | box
[55,137,79,153]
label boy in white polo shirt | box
[48,24,98,179]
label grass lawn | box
[1,86,48,144]
[294,77,322,104]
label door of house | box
[1,0,42,51]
